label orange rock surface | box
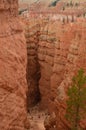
[26,18,86,129]
[0,1,28,130]
[0,1,85,130]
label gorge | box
[0,0,86,130]
[26,18,86,130]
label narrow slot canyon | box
[25,20,57,130]
[0,0,86,130]
[25,18,86,130]
[25,23,46,130]
[26,45,41,107]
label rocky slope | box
[0,1,29,130]
[26,18,86,129]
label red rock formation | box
[55,21,86,130]
[26,18,86,130]
[0,1,28,130]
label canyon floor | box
[28,105,46,130]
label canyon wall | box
[55,20,86,130]
[26,18,86,129]
[0,1,28,130]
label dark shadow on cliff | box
[26,45,41,110]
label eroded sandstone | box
[26,18,86,130]
[0,1,28,130]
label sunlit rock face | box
[0,0,28,130]
[26,18,86,130]
[55,21,86,130]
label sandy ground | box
[28,105,46,130]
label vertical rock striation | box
[55,21,86,130]
[26,18,86,130]
[0,1,28,130]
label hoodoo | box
[0,0,28,130]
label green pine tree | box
[66,69,86,130]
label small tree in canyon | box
[66,69,86,130]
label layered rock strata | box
[55,21,86,130]
[26,18,86,129]
[0,1,28,130]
